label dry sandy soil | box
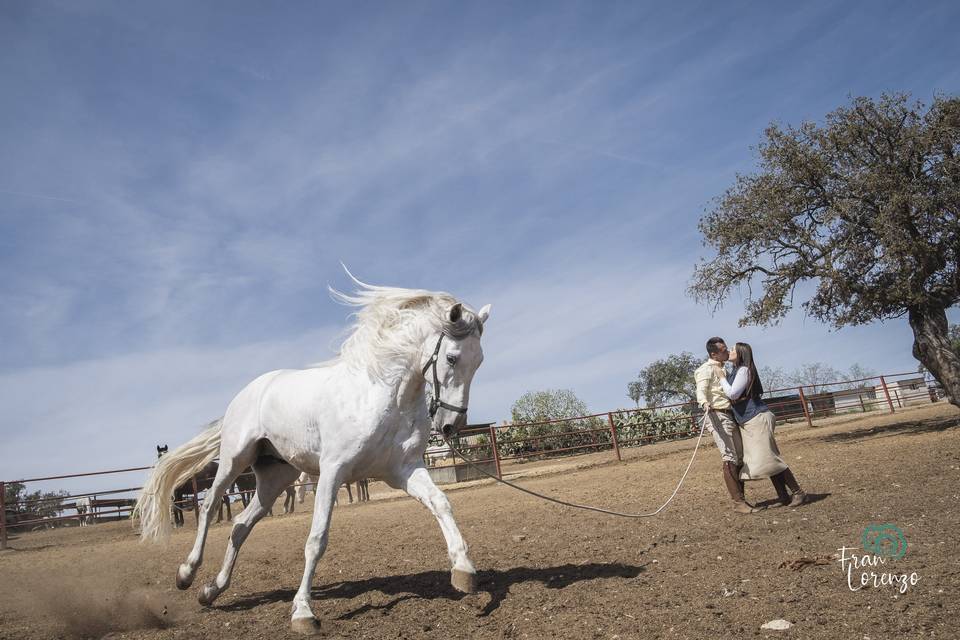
[1,403,958,640]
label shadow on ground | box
[754,493,830,510]
[818,414,959,444]
[215,562,645,618]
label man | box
[694,337,760,514]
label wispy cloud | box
[1,1,958,484]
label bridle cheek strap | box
[422,333,468,419]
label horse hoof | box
[451,568,477,594]
[198,584,219,607]
[291,617,321,635]
[175,566,194,590]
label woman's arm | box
[719,366,750,400]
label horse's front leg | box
[398,466,477,593]
[291,469,341,634]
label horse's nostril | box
[442,424,454,438]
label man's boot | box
[723,462,759,514]
[770,472,791,506]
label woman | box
[719,342,807,507]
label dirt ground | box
[2,403,958,640]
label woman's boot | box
[770,472,791,506]
[781,468,807,506]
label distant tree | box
[843,363,878,389]
[3,482,24,508]
[511,388,591,425]
[3,483,68,524]
[789,362,841,394]
[951,324,960,356]
[689,93,960,408]
[628,352,699,408]
[508,389,602,456]
[627,381,644,408]
[758,366,790,393]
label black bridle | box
[422,332,468,419]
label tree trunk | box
[908,305,960,409]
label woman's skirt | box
[739,411,789,480]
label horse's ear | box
[449,303,463,323]
[478,304,491,324]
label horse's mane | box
[320,275,482,382]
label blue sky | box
[2,1,959,487]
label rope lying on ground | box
[442,411,715,518]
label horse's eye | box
[446,354,458,366]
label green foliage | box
[610,408,697,445]
[690,93,960,327]
[628,352,699,408]
[3,481,25,507]
[502,389,605,457]
[3,482,69,523]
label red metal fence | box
[0,370,946,549]
[422,370,945,484]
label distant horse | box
[296,472,369,506]
[159,444,238,528]
[171,460,234,528]
[75,496,92,527]
[135,280,490,632]
[282,483,297,514]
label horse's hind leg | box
[198,459,300,606]
[395,466,477,593]
[176,451,253,591]
[290,469,342,633]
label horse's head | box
[156,444,168,458]
[423,302,491,439]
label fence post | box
[879,376,896,414]
[797,387,813,427]
[0,481,7,550]
[858,393,867,413]
[607,413,622,461]
[191,476,201,526]
[488,424,502,478]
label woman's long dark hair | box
[734,342,764,399]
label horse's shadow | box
[216,562,645,617]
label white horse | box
[75,496,92,527]
[134,281,490,633]
[295,471,319,504]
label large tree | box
[628,352,699,408]
[689,93,960,408]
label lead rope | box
[441,410,716,518]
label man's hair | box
[706,337,726,356]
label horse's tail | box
[133,418,223,542]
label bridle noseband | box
[422,332,468,419]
